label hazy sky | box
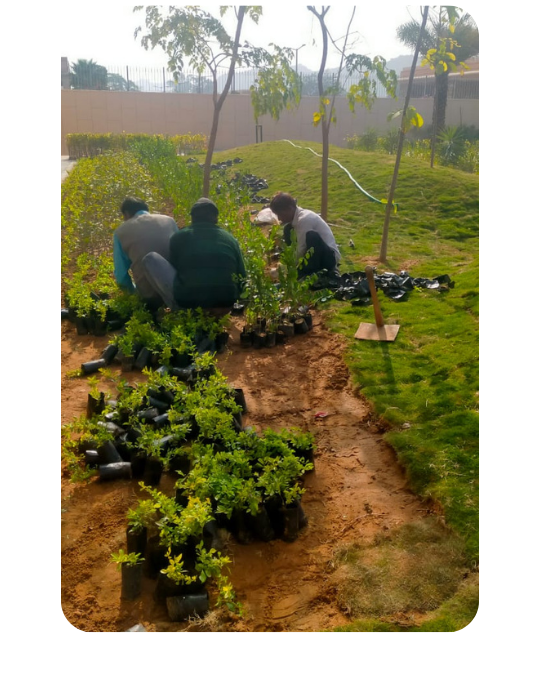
[60,4,455,73]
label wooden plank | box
[354,323,400,342]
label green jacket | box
[170,220,246,308]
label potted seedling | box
[115,332,136,372]
[162,495,213,558]
[277,232,319,331]
[110,549,144,600]
[66,285,93,335]
[240,308,256,347]
[115,383,147,428]
[84,421,119,464]
[191,405,236,446]
[166,542,231,622]
[90,420,131,479]
[261,296,280,348]
[256,453,312,541]
[166,444,192,476]
[126,499,157,555]
[141,484,213,578]
[138,484,181,579]
[107,290,145,328]
[174,464,211,509]
[168,328,195,368]
[157,548,199,606]
[214,574,242,615]
[192,351,217,381]
[281,428,316,468]
[112,310,154,370]
[135,428,166,485]
[86,377,106,418]
[61,421,99,483]
[209,460,261,543]
[90,300,109,336]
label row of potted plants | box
[112,488,239,618]
[63,352,315,620]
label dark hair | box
[190,198,219,224]
[269,192,296,212]
[121,196,149,218]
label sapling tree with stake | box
[378,5,430,263]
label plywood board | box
[354,323,400,342]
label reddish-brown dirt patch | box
[61,312,432,632]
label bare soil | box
[61,312,435,632]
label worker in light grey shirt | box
[269,191,340,278]
[113,196,179,310]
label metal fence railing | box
[63,62,479,100]
[398,75,479,100]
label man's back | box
[170,221,246,308]
[293,207,341,261]
[115,212,178,297]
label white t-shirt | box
[291,207,341,262]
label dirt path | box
[61,312,430,632]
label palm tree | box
[70,59,109,90]
[397,9,478,136]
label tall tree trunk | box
[430,92,437,168]
[202,7,246,197]
[309,5,354,221]
[309,6,330,220]
[430,70,449,168]
[203,108,221,197]
[380,5,430,262]
[435,70,449,131]
[321,122,329,220]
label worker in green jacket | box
[141,198,246,312]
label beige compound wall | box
[61,89,479,155]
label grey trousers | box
[141,252,233,318]
[140,252,179,311]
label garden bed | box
[61,311,439,632]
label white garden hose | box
[281,139,396,209]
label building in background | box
[398,56,479,100]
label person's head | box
[269,192,297,224]
[190,198,219,225]
[121,197,149,220]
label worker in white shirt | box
[269,192,340,278]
